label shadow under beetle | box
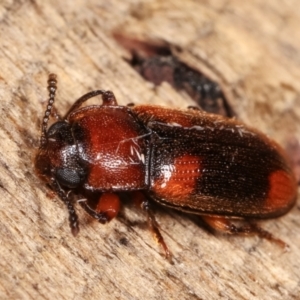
[35,74,298,259]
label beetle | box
[35,74,298,258]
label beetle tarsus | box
[102,91,117,106]
[147,208,173,261]
[245,223,288,249]
[78,200,110,224]
[202,215,288,248]
[64,90,109,118]
[136,193,172,261]
[78,193,120,224]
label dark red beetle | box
[35,74,298,258]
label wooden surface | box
[0,1,300,299]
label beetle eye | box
[56,167,86,188]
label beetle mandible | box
[35,74,298,258]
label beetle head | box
[35,120,87,189]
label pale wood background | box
[0,0,300,299]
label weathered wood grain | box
[0,1,299,299]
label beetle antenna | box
[40,74,58,148]
[52,179,80,236]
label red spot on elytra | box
[265,170,297,213]
[152,155,202,202]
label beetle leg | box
[201,215,287,248]
[101,91,118,106]
[64,90,118,118]
[51,180,79,236]
[132,192,172,260]
[79,193,120,224]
